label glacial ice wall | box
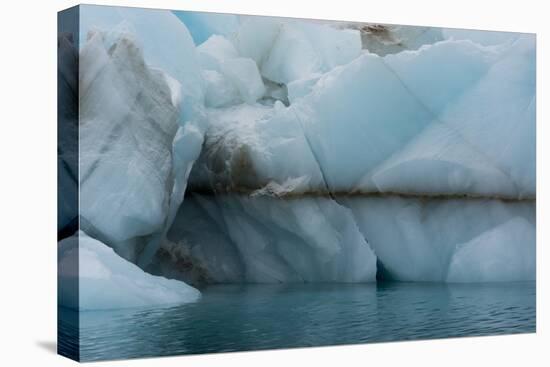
[168,15,535,284]
[190,35,535,198]
[156,194,377,283]
[153,194,534,284]
[344,197,534,282]
[67,5,536,308]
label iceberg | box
[58,231,200,310]
[173,26,534,284]
[77,7,209,270]
[69,5,536,302]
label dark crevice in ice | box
[375,259,395,282]
[290,108,336,201]
[58,216,79,241]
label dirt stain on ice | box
[186,186,535,203]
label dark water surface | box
[59,282,536,361]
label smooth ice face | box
[438,36,536,198]
[447,218,535,282]
[343,197,535,282]
[367,123,519,197]
[157,194,377,284]
[58,231,200,310]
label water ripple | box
[59,282,535,361]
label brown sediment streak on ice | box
[186,186,535,203]
[154,244,213,287]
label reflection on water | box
[59,282,535,361]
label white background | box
[0,0,548,365]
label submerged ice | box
[65,5,536,309]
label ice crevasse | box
[60,6,536,309]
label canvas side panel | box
[57,5,80,362]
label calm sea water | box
[59,282,535,361]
